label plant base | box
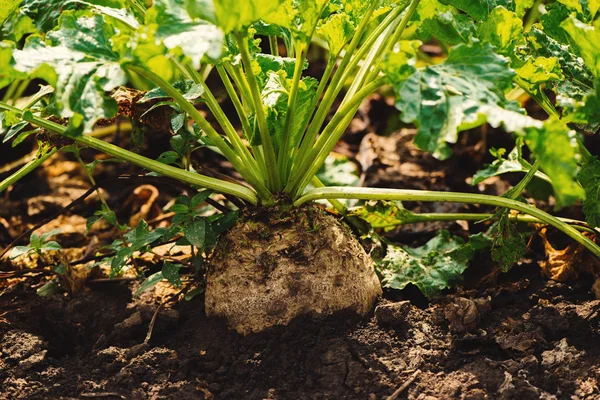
[205,204,382,335]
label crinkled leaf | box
[477,6,523,55]
[488,212,527,272]
[263,0,328,49]
[316,12,355,56]
[392,42,526,159]
[316,154,360,187]
[146,0,223,69]
[10,12,127,132]
[524,119,584,208]
[515,56,563,92]
[383,40,421,83]
[349,200,418,232]
[561,15,600,78]
[419,11,476,45]
[377,230,491,298]
[259,69,317,152]
[578,156,600,227]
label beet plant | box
[1,0,600,333]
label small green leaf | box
[191,190,212,208]
[488,212,527,272]
[9,246,33,259]
[162,261,182,287]
[135,271,164,296]
[156,151,180,165]
[184,218,207,249]
[471,139,549,185]
[377,230,491,298]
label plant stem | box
[125,65,263,194]
[287,77,386,195]
[294,0,382,172]
[358,210,596,233]
[126,0,146,18]
[0,102,259,204]
[269,36,279,56]
[216,65,269,179]
[234,31,281,191]
[278,47,306,182]
[523,0,543,32]
[295,187,600,258]
[507,158,541,199]
[183,62,267,194]
[0,142,58,193]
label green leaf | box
[578,156,600,227]
[471,139,551,185]
[184,218,207,249]
[135,271,164,296]
[392,41,530,159]
[316,12,355,56]
[189,0,285,34]
[2,120,28,143]
[191,190,212,208]
[488,212,527,272]
[10,12,126,132]
[515,56,563,92]
[439,0,492,21]
[349,200,418,232]
[0,0,20,25]
[419,11,476,45]
[561,15,600,78]
[477,6,523,55]
[156,151,180,165]
[259,69,317,152]
[162,261,182,287]
[9,246,33,259]
[125,220,163,250]
[146,0,224,69]
[263,0,328,49]
[377,230,491,298]
[316,154,360,187]
[524,119,584,208]
[383,40,421,83]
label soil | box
[2,89,600,399]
